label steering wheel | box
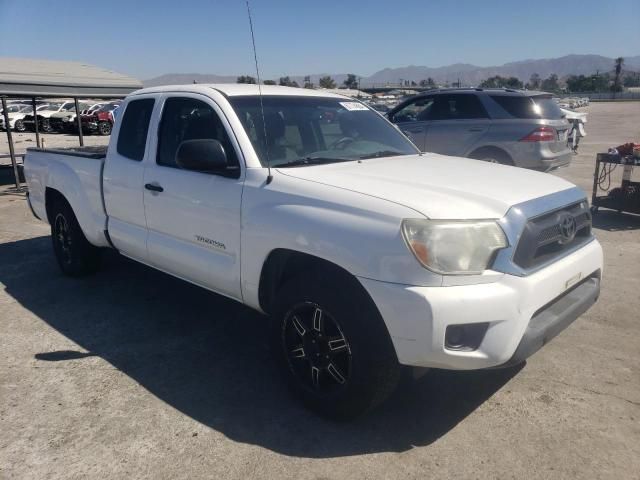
[330,136,356,150]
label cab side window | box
[428,94,488,120]
[157,97,239,170]
[117,98,155,161]
[391,97,434,123]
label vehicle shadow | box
[0,235,522,458]
[592,209,640,231]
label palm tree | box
[613,57,624,92]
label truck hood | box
[50,111,74,119]
[277,153,577,219]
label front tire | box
[40,118,53,133]
[273,270,400,420]
[14,120,26,132]
[50,200,101,276]
[97,121,112,136]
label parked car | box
[370,103,391,114]
[80,102,121,135]
[22,100,76,132]
[387,88,572,171]
[24,84,602,419]
[49,102,92,132]
[0,104,49,132]
[81,103,106,115]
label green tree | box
[612,57,624,92]
[623,73,640,88]
[566,75,592,92]
[527,73,541,90]
[541,74,559,92]
[279,76,299,87]
[479,75,523,89]
[343,74,359,89]
[419,77,436,88]
[263,79,276,85]
[303,75,314,89]
[236,75,256,84]
[319,76,336,89]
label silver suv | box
[387,88,572,171]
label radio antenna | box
[245,0,272,184]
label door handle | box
[468,128,484,132]
[404,128,423,133]
[145,183,164,192]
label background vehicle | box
[22,100,75,132]
[49,102,91,132]
[81,103,106,115]
[370,103,391,114]
[0,104,49,132]
[80,102,121,135]
[24,84,602,419]
[387,88,572,171]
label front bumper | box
[358,239,603,370]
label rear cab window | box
[117,98,155,161]
[490,95,564,120]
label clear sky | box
[1,0,638,80]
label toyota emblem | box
[558,213,577,244]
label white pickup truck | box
[25,84,603,419]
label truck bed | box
[24,145,110,248]
[27,145,108,160]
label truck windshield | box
[229,96,419,167]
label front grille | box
[513,201,592,270]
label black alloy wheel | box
[53,213,73,267]
[98,121,112,136]
[49,200,101,276]
[283,302,352,393]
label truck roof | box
[131,84,350,99]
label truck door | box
[103,97,156,262]
[388,96,434,151]
[424,94,490,156]
[143,94,244,300]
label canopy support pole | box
[1,97,20,188]
[31,97,41,148]
[74,98,84,147]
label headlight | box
[401,219,508,274]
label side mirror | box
[175,139,228,173]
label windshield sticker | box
[340,102,369,111]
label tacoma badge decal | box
[195,235,226,250]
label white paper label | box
[340,102,368,111]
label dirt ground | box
[1,102,639,479]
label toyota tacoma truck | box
[24,84,603,419]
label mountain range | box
[144,54,640,88]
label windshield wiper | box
[278,157,353,168]
[359,150,405,159]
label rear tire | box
[272,269,400,420]
[50,200,101,276]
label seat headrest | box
[261,111,285,142]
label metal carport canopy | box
[1,57,142,188]
[0,57,142,98]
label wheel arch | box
[258,249,375,317]
[45,187,70,223]
[468,145,514,165]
